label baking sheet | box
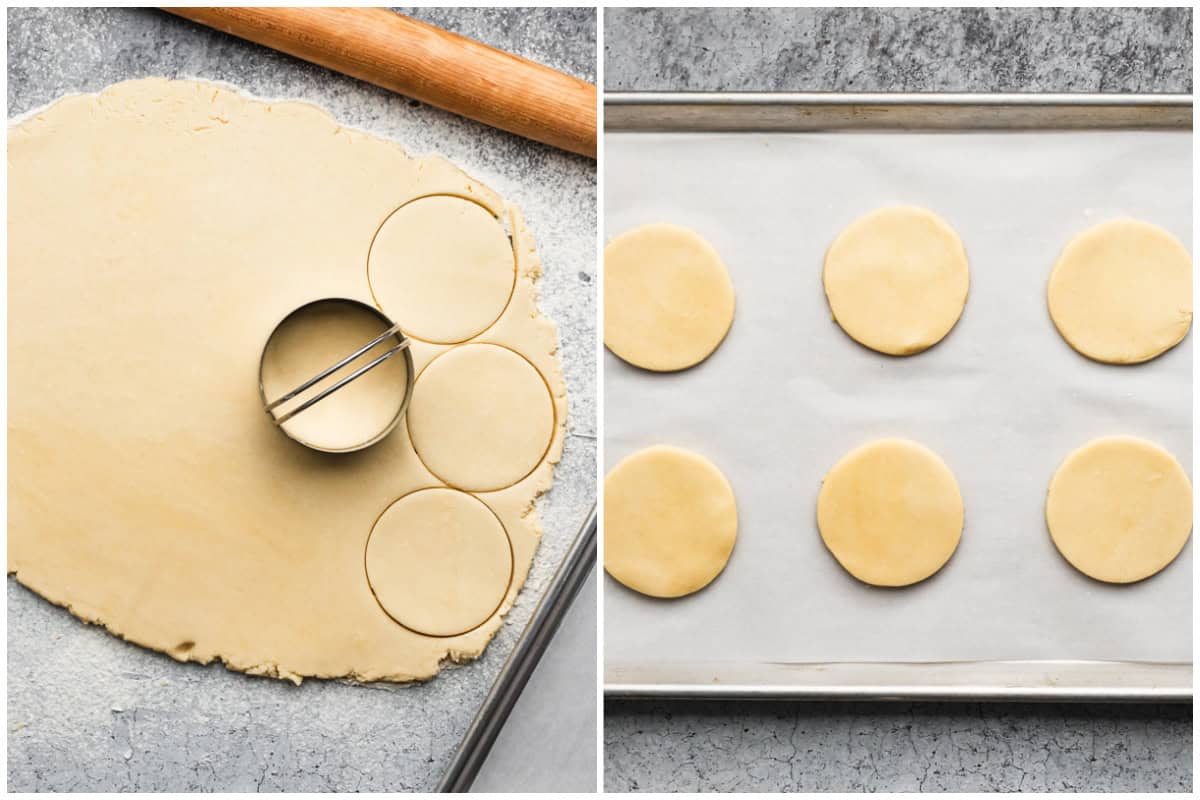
[469,569,597,792]
[604,127,1192,671]
[441,508,596,791]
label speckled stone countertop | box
[603,6,1192,794]
[7,6,595,793]
[605,7,1191,93]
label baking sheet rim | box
[602,91,1193,703]
[604,91,1193,131]
[605,661,1193,703]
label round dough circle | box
[368,195,515,344]
[823,206,969,355]
[365,488,513,637]
[817,439,964,587]
[604,445,737,598]
[407,343,554,491]
[1047,219,1193,364]
[1046,436,1192,583]
[604,223,735,371]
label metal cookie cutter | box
[258,298,415,453]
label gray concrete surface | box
[603,6,1192,794]
[7,6,596,793]
[605,701,1192,793]
[604,7,1192,93]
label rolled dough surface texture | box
[407,343,555,492]
[365,488,514,637]
[7,79,567,683]
[368,195,516,344]
[817,439,964,587]
[604,223,735,371]
[823,206,969,356]
[1047,219,1193,364]
[1046,436,1192,583]
[604,445,737,598]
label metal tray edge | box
[438,505,597,791]
[604,91,1193,131]
[605,661,1193,703]
[605,686,1192,703]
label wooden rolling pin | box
[163,7,597,158]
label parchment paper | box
[604,129,1192,665]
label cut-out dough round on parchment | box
[1046,436,1192,584]
[604,223,735,371]
[817,438,964,587]
[7,78,567,683]
[823,206,969,356]
[1047,218,1193,364]
[604,445,737,598]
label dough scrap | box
[365,488,513,637]
[7,79,567,683]
[1047,219,1193,364]
[368,195,516,344]
[604,445,737,598]
[817,439,963,587]
[604,223,735,371]
[1046,436,1192,583]
[407,343,554,491]
[823,206,969,356]
[260,300,409,452]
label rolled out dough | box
[817,439,964,587]
[1046,436,1192,583]
[407,343,555,492]
[823,206,969,356]
[604,223,735,371]
[368,195,516,344]
[365,488,514,637]
[604,445,737,598]
[7,79,567,683]
[1047,219,1193,364]
[259,300,409,452]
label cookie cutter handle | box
[258,297,416,453]
[266,322,409,425]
